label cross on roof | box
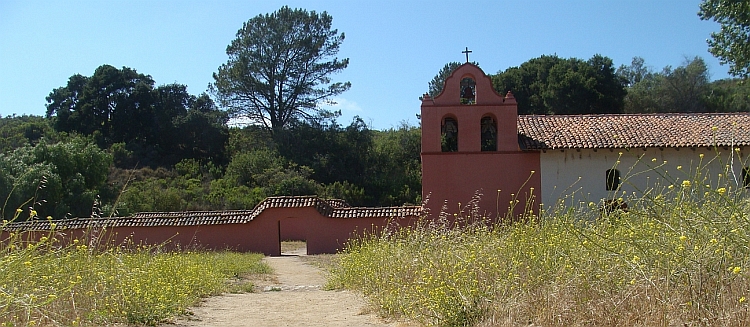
[462,47,472,63]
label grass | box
[0,225,271,326]
[280,240,307,254]
[301,253,338,272]
[330,156,750,326]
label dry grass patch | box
[281,240,307,253]
[0,227,272,326]
[331,158,750,326]
[301,253,339,271]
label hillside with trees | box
[6,53,750,221]
[5,3,750,221]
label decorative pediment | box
[423,63,514,106]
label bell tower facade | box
[420,63,540,219]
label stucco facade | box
[420,63,540,219]
[539,147,749,208]
[3,197,420,255]
[421,63,750,219]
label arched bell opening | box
[460,77,476,105]
[441,116,458,152]
[480,115,497,151]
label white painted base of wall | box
[539,147,748,209]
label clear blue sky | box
[0,0,727,130]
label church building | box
[420,63,539,219]
[421,62,750,219]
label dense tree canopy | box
[0,137,111,221]
[616,57,652,87]
[275,117,373,187]
[703,78,750,112]
[45,65,228,167]
[46,65,155,143]
[212,6,350,134]
[699,0,750,78]
[619,57,713,113]
[0,115,55,154]
[223,117,420,207]
[492,55,627,115]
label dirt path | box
[169,248,409,327]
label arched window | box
[480,116,497,151]
[441,117,458,152]
[606,169,620,191]
[460,77,476,105]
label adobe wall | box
[1,206,418,256]
[271,207,416,254]
[420,63,539,220]
[540,147,750,208]
[420,104,519,153]
[3,218,281,255]
[422,152,541,220]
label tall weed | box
[331,155,750,326]
[0,221,270,326]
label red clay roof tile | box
[3,196,422,231]
[518,113,750,150]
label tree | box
[46,65,155,146]
[622,73,663,113]
[616,57,653,87]
[171,93,229,166]
[369,122,422,206]
[275,117,374,188]
[699,0,750,78]
[0,115,55,154]
[704,78,750,112]
[46,65,229,168]
[660,57,711,112]
[492,55,627,115]
[0,137,112,220]
[621,57,711,113]
[212,6,350,134]
[224,149,285,187]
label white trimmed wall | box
[539,147,750,209]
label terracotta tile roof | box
[326,199,350,208]
[518,113,750,150]
[2,196,422,231]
